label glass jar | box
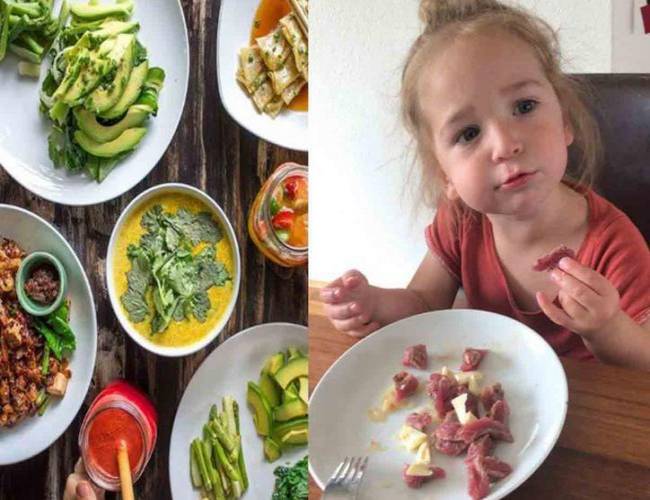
[79,380,157,491]
[248,162,308,267]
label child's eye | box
[514,99,538,115]
[456,126,480,144]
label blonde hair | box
[401,0,602,213]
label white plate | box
[0,0,189,206]
[310,309,568,500]
[217,0,308,151]
[0,205,97,465]
[106,183,242,357]
[169,322,308,499]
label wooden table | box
[0,2,307,498]
[309,282,650,499]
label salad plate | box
[169,322,308,499]
[0,0,189,205]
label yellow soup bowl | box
[106,184,241,356]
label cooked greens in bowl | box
[107,184,241,357]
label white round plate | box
[310,309,568,500]
[217,0,308,151]
[0,0,189,206]
[0,204,97,465]
[169,322,308,499]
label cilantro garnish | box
[120,204,230,334]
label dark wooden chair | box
[577,74,650,242]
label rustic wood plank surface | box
[308,281,650,499]
[0,1,307,498]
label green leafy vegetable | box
[272,456,309,500]
[120,204,230,334]
[35,0,165,182]
[32,301,76,360]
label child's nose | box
[490,122,523,162]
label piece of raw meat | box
[460,348,488,371]
[403,344,428,369]
[466,457,490,500]
[393,371,419,402]
[464,436,495,463]
[480,383,505,412]
[402,464,446,489]
[482,456,513,481]
[488,399,510,424]
[433,411,468,456]
[427,373,461,419]
[457,417,514,444]
[533,245,575,271]
[406,411,433,431]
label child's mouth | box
[499,171,536,190]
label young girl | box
[320,0,650,369]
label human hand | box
[536,257,622,339]
[319,269,380,338]
[63,459,105,500]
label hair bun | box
[419,0,504,31]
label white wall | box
[310,0,631,287]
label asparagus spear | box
[192,439,211,492]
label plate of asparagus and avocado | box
[169,323,308,499]
[0,0,188,205]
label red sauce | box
[80,380,158,490]
[87,407,145,477]
[250,0,308,112]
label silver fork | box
[322,456,369,499]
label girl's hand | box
[536,257,622,339]
[319,269,380,338]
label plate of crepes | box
[169,323,309,499]
[0,0,189,205]
[0,204,97,465]
[217,0,308,151]
[310,309,568,500]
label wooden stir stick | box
[117,440,135,500]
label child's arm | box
[320,253,459,338]
[537,257,650,370]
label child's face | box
[419,31,573,217]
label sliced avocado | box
[280,428,309,446]
[261,352,285,376]
[92,20,139,39]
[74,127,146,158]
[246,382,273,436]
[274,398,308,422]
[71,0,134,21]
[63,54,112,106]
[263,437,282,462]
[282,384,300,403]
[52,52,87,102]
[258,372,281,408]
[288,346,304,361]
[85,34,135,114]
[273,417,308,444]
[74,106,148,143]
[298,377,308,404]
[100,60,148,119]
[273,357,308,389]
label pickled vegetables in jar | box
[248,162,308,267]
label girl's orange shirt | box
[426,188,650,360]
